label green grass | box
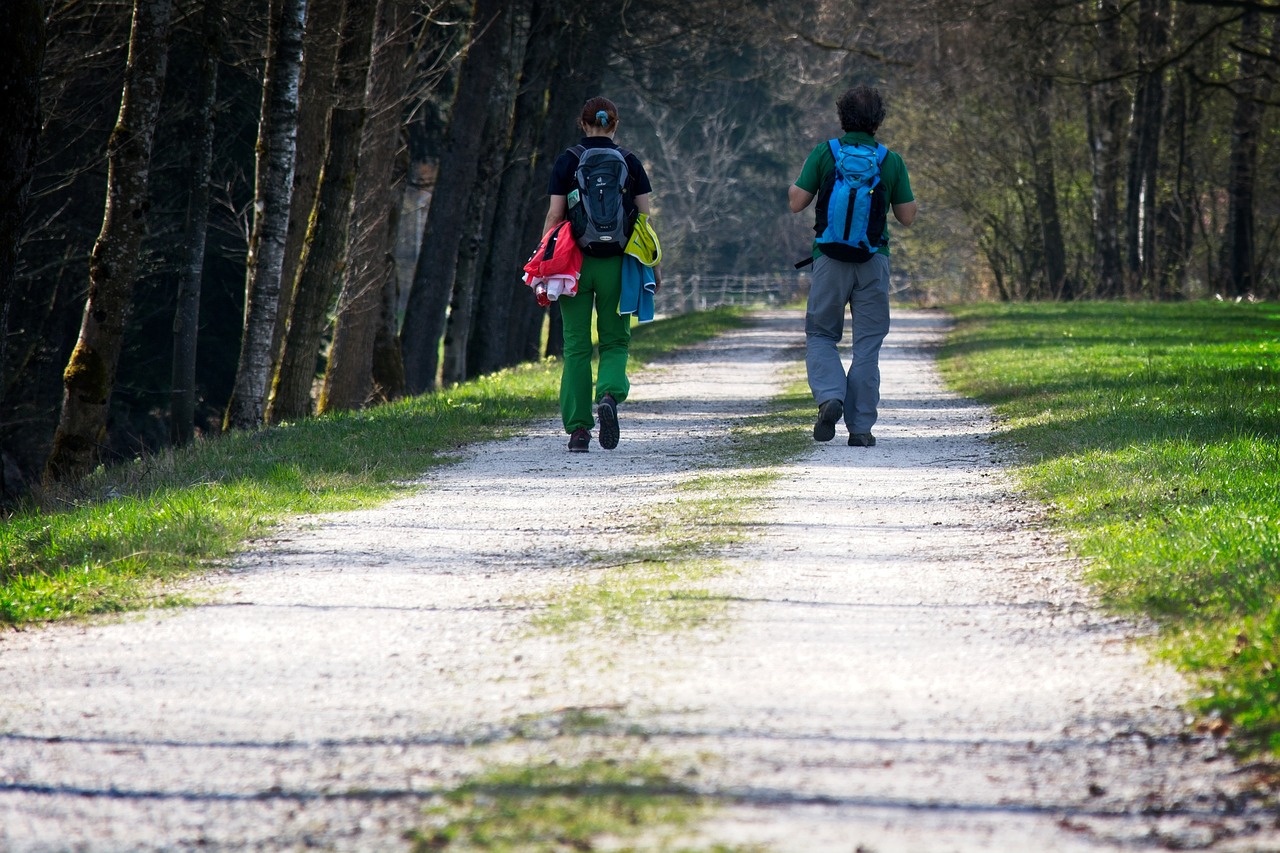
[409,757,764,853]
[0,308,750,627]
[938,300,1280,754]
[530,376,811,638]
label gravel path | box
[1,309,1275,852]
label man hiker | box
[788,85,917,447]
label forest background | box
[0,0,1276,506]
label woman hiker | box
[541,96,657,453]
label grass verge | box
[937,300,1280,755]
[0,308,750,627]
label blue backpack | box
[813,139,889,263]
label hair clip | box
[596,110,610,127]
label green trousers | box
[559,254,631,433]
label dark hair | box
[837,86,886,134]
[580,96,618,131]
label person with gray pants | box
[787,86,917,446]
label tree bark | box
[222,0,307,431]
[508,1,604,362]
[1086,0,1127,299]
[271,0,343,388]
[170,0,222,446]
[319,0,408,414]
[468,0,555,379]
[269,0,378,422]
[441,1,521,387]
[1023,75,1070,300]
[1222,8,1266,297]
[1124,0,1168,296]
[45,0,173,484]
[0,0,46,411]
[400,0,510,395]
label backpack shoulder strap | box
[569,144,585,158]
[827,138,841,160]
[875,144,888,164]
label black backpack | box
[567,144,633,257]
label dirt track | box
[1,309,1275,852]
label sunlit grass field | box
[0,308,748,626]
[939,300,1280,755]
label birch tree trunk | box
[269,0,378,422]
[1124,0,1168,296]
[222,0,307,431]
[0,0,46,410]
[399,0,509,395]
[1086,0,1127,298]
[271,0,343,387]
[170,0,222,446]
[319,0,408,414]
[45,0,173,484]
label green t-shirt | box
[794,131,914,258]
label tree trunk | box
[507,1,603,363]
[271,0,343,387]
[441,2,520,387]
[468,0,555,379]
[1086,0,1126,298]
[319,0,407,414]
[0,0,46,411]
[222,0,307,431]
[1124,0,1168,296]
[1024,75,1070,300]
[1222,9,1266,297]
[399,0,510,395]
[269,0,378,422]
[45,0,173,484]
[170,0,221,446]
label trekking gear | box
[568,427,591,452]
[848,432,877,447]
[567,144,632,257]
[623,212,661,267]
[813,399,843,442]
[524,220,582,280]
[812,139,889,264]
[597,394,619,450]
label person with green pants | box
[541,96,656,452]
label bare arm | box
[542,194,567,235]
[892,201,918,226]
[788,184,815,213]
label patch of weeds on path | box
[408,756,766,853]
[531,374,812,640]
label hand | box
[652,266,662,293]
[534,282,551,307]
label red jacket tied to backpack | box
[523,220,582,281]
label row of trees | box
[0,0,1276,506]
[878,0,1280,301]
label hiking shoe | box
[848,432,877,447]
[813,399,843,442]
[567,428,591,452]
[597,394,619,450]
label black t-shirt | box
[547,137,653,202]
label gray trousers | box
[804,253,891,434]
